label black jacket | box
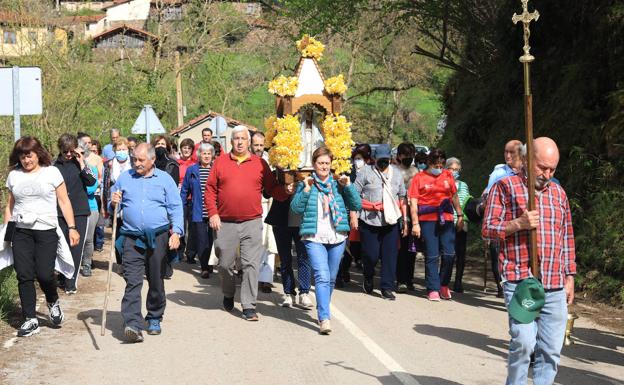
[54,156,97,217]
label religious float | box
[264,35,354,183]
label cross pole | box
[512,0,540,280]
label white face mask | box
[354,159,365,170]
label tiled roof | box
[91,24,159,41]
[55,14,105,25]
[170,111,259,136]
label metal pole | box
[12,66,20,142]
[145,105,150,143]
[175,51,184,127]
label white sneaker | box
[17,318,40,337]
[281,294,295,307]
[299,293,314,309]
[47,300,64,326]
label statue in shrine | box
[298,107,325,169]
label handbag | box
[4,221,16,242]
[376,167,402,225]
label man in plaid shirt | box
[482,137,575,385]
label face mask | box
[452,171,460,180]
[155,147,168,159]
[400,158,413,168]
[417,163,426,171]
[376,159,390,170]
[429,167,443,176]
[354,159,365,170]
[115,150,128,162]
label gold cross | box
[512,0,540,63]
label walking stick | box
[513,0,540,279]
[483,241,488,292]
[101,204,119,336]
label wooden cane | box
[483,241,489,292]
[101,204,119,336]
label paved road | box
[1,245,622,385]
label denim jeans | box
[359,221,399,291]
[94,225,105,250]
[194,219,213,271]
[304,240,346,321]
[273,226,311,295]
[503,281,567,385]
[420,221,455,292]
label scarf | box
[313,173,342,227]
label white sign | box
[131,105,165,141]
[0,67,43,116]
[209,115,228,136]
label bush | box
[0,268,18,322]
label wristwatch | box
[68,225,77,230]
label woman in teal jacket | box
[290,147,361,335]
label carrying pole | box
[101,204,120,336]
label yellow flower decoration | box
[269,115,303,170]
[264,115,278,146]
[296,34,325,60]
[321,114,354,174]
[268,75,299,97]
[324,74,347,95]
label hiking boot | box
[81,265,92,277]
[47,300,64,326]
[363,276,373,294]
[428,291,441,302]
[242,309,259,321]
[200,270,210,279]
[381,290,396,301]
[299,293,314,309]
[223,296,234,312]
[124,326,144,343]
[146,319,161,335]
[17,318,40,337]
[280,294,295,307]
[319,319,332,335]
[397,284,408,293]
[440,286,452,300]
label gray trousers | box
[214,218,263,310]
[121,232,168,329]
[82,210,99,267]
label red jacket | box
[205,152,288,222]
[177,157,196,186]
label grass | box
[0,267,18,323]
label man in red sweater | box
[205,126,294,321]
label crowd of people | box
[2,126,576,384]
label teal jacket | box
[290,179,362,236]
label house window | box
[246,4,257,15]
[3,30,17,44]
[163,6,182,21]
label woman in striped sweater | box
[180,142,215,278]
[445,157,471,293]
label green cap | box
[508,277,545,324]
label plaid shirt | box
[482,174,576,289]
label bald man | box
[482,137,576,385]
[482,139,524,296]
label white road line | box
[331,304,422,385]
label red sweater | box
[205,152,288,221]
[177,157,196,185]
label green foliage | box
[439,1,624,305]
[0,268,18,322]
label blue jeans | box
[194,220,213,271]
[273,226,311,295]
[503,281,567,385]
[420,221,455,292]
[359,221,399,291]
[304,240,345,321]
[94,225,105,250]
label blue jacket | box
[290,179,362,236]
[180,163,208,222]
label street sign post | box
[0,66,43,141]
[131,104,165,143]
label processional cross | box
[512,0,540,279]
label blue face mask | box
[417,163,426,170]
[452,171,460,180]
[116,150,129,162]
[429,167,443,176]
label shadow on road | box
[560,327,624,367]
[413,323,508,359]
[325,361,464,385]
[77,308,126,344]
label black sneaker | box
[124,326,144,343]
[453,283,464,293]
[363,277,373,294]
[223,296,234,312]
[381,289,396,301]
[242,309,259,321]
[335,276,345,288]
[47,300,64,326]
[17,318,40,337]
